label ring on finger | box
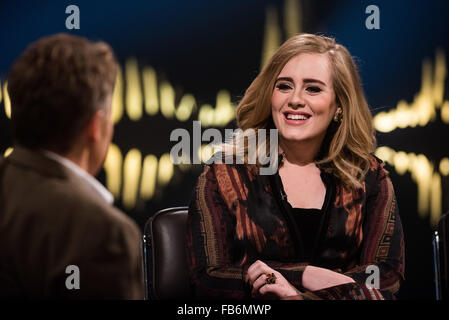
[265,272,276,285]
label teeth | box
[286,114,308,120]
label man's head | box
[7,33,118,175]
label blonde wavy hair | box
[234,33,376,190]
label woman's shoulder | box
[367,154,389,178]
[196,163,264,206]
[200,161,258,185]
[364,153,394,191]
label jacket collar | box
[7,146,69,179]
[7,146,114,204]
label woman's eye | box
[276,83,292,91]
[306,86,322,93]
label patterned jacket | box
[186,156,405,300]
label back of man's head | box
[7,33,118,154]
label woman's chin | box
[280,133,308,143]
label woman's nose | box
[288,90,305,110]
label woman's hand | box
[246,260,302,299]
[302,265,355,292]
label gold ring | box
[265,272,276,285]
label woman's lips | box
[283,113,311,125]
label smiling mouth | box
[283,112,311,121]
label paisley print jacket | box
[186,156,405,300]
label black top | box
[291,208,323,261]
[271,167,331,262]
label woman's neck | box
[279,137,323,167]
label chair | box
[433,212,449,300]
[142,206,192,300]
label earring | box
[333,107,343,123]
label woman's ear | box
[333,107,343,123]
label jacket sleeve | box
[344,161,405,299]
[74,215,145,299]
[186,164,312,299]
[186,164,250,299]
[53,209,145,300]
[302,161,405,300]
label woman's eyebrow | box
[276,77,327,86]
[303,78,326,86]
[275,77,294,83]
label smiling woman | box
[186,33,405,300]
[272,54,336,148]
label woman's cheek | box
[271,95,281,111]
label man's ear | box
[86,109,106,143]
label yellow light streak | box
[176,94,196,122]
[112,67,124,124]
[122,148,142,209]
[284,0,301,38]
[160,81,175,119]
[214,90,234,126]
[440,158,449,176]
[109,58,234,126]
[103,143,123,199]
[157,153,173,186]
[393,151,409,175]
[142,66,159,116]
[125,58,143,121]
[3,81,11,119]
[198,104,214,127]
[431,173,442,226]
[433,49,446,106]
[374,50,446,132]
[375,147,443,226]
[261,6,281,69]
[441,100,449,123]
[4,147,13,157]
[140,154,158,200]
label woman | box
[186,33,404,300]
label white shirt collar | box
[42,150,114,205]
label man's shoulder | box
[3,159,139,237]
[53,178,139,234]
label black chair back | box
[143,207,191,300]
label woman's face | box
[271,53,337,147]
